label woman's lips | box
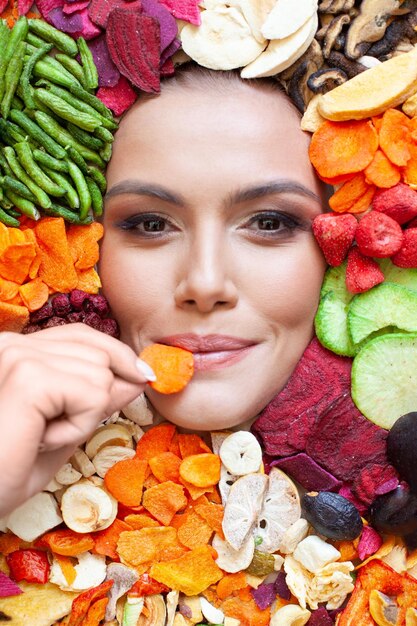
[158,334,257,371]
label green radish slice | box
[379,258,417,292]
[352,333,417,429]
[348,283,417,345]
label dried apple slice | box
[212,532,255,573]
[222,473,268,550]
[261,0,317,40]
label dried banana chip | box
[228,0,276,43]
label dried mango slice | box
[149,545,223,596]
[142,481,188,526]
[179,453,221,488]
[139,344,194,394]
[117,527,178,568]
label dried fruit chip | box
[139,343,194,394]
[104,457,148,507]
[179,453,221,488]
[135,423,176,460]
[149,451,181,483]
[117,526,178,567]
[177,510,213,549]
[93,518,133,560]
[149,545,223,596]
[35,218,78,292]
[178,433,212,458]
[37,529,95,557]
[106,9,161,93]
[159,0,200,25]
[67,223,104,271]
[142,481,188,525]
[97,75,137,117]
[0,301,29,332]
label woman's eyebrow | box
[105,180,184,205]
[230,180,321,204]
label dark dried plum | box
[370,485,417,535]
[387,412,417,493]
[302,491,363,540]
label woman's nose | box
[174,235,239,314]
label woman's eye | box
[117,213,175,235]
[244,211,301,235]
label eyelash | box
[116,210,304,239]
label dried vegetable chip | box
[194,500,224,537]
[177,510,213,549]
[88,0,141,28]
[67,580,113,626]
[75,267,101,293]
[0,301,29,332]
[123,514,159,529]
[149,545,223,596]
[270,453,342,493]
[0,277,19,302]
[117,526,178,568]
[179,476,214,500]
[0,570,23,597]
[104,457,148,507]
[35,218,78,293]
[0,533,21,556]
[135,423,176,460]
[128,573,169,597]
[54,554,77,587]
[329,173,375,214]
[364,149,401,189]
[96,75,138,116]
[19,278,49,312]
[0,241,36,284]
[37,529,95,556]
[179,453,221,488]
[142,481,188,525]
[220,596,271,626]
[139,343,194,394]
[159,0,200,25]
[216,571,247,600]
[83,596,108,626]
[67,222,104,271]
[93,518,133,560]
[106,9,161,93]
[178,433,212,458]
[149,451,182,483]
[141,0,178,52]
[379,108,412,167]
[88,34,120,87]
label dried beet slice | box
[160,57,174,76]
[251,338,352,457]
[159,0,200,25]
[352,463,399,505]
[270,453,342,492]
[141,0,177,52]
[306,393,389,482]
[48,6,83,32]
[18,0,36,14]
[106,8,160,93]
[88,35,120,87]
[97,75,137,116]
[72,8,101,39]
[36,0,64,21]
[63,1,90,15]
[88,0,141,28]
[160,37,180,66]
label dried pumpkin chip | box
[94,518,132,560]
[178,434,212,458]
[179,453,221,488]
[149,451,181,483]
[329,172,375,214]
[149,545,223,596]
[177,510,213,550]
[104,457,148,507]
[216,572,248,600]
[0,277,19,302]
[179,477,214,501]
[221,596,271,626]
[0,242,36,284]
[0,222,10,253]
[142,481,188,526]
[117,527,177,567]
[34,218,78,292]
[0,301,29,332]
[364,149,401,189]
[19,278,49,312]
[76,267,102,293]
[379,108,412,167]
[136,423,176,461]
[67,222,104,270]
[123,513,159,529]
[195,501,224,537]
[402,142,417,188]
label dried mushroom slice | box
[319,14,351,58]
[318,0,355,13]
[222,472,268,549]
[344,0,405,59]
[307,67,348,93]
[254,468,301,554]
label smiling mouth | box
[157,334,257,371]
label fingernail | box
[136,358,156,381]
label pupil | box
[259,218,279,230]
[144,219,164,232]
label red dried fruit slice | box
[306,393,390,482]
[352,463,399,505]
[251,338,352,457]
[97,75,137,116]
[159,0,200,25]
[0,0,9,13]
[18,0,35,14]
[106,9,161,93]
[270,453,342,492]
[88,0,141,28]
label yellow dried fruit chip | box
[117,527,177,567]
[179,453,221,488]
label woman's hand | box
[0,323,152,517]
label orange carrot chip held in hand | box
[139,343,194,394]
[135,423,176,461]
[149,545,223,596]
[104,458,148,507]
[309,119,378,179]
[179,453,221,488]
[142,481,188,526]
[117,526,178,568]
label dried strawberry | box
[88,0,141,28]
[355,211,403,258]
[345,247,384,294]
[392,228,417,268]
[251,338,352,457]
[312,213,357,266]
[106,9,160,93]
[373,182,417,225]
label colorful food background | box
[2,0,417,625]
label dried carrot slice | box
[195,501,224,537]
[135,423,176,461]
[179,453,221,488]
[38,529,95,556]
[364,149,401,188]
[0,223,10,254]
[216,572,247,600]
[221,597,271,626]
[309,120,378,179]
[142,481,188,526]
[35,217,78,292]
[0,242,36,284]
[76,267,101,293]
[67,222,104,270]
[379,108,412,166]
[55,554,77,587]
[149,451,181,483]
[93,518,132,560]
[158,544,189,561]
[0,301,29,332]
[178,434,212,458]
[124,514,160,529]
[149,545,223,596]
[319,173,355,185]
[19,278,49,312]
[180,477,214,501]
[0,277,19,302]
[104,457,148,507]
[139,343,194,394]
[117,527,178,567]
[177,510,213,549]
[169,432,181,457]
[329,172,375,214]
[403,142,417,188]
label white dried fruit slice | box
[7,492,62,542]
[85,424,133,459]
[50,551,107,591]
[210,430,232,455]
[92,445,136,479]
[212,532,255,573]
[55,463,82,486]
[222,472,268,550]
[254,468,301,553]
[219,431,262,475]
[261,0,317,40]
[218,465,238,505]
[0,582,76,626]
[228,0,276,43]
[241,11,318,78]
[181,6,266,70]
[166,590,180,626]
[61,480,117,533]
[122,393,154,426]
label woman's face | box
[100,80,327,430]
